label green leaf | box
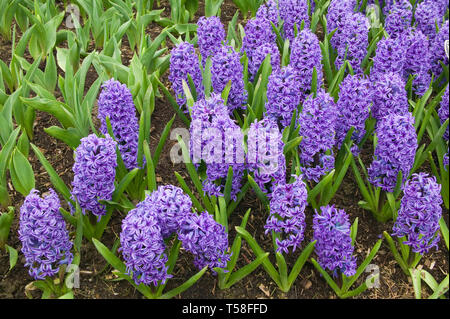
[247,174,269,207]
[153,115,176,166]
[10,148,35,196]
[174,171,205,212]
[225,253,269,289]
[159,266,207,299]
[44,126,81,149]
[410,268,422,299]
[311,258,341,296]
[6,244,18,271]
[288,240,316,287]
[428,275,449,299]
[143,141,156,192]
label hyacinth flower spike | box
[19,189,76,299]
[310,205,383,299]
[383,173,444,276]
[237,175,317,293]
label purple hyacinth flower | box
[97,79,140,170]
[197,16,226,63]
[335,12,370,74]
[438,85,449,141]
[177,211,231,271]
[278,0,310,42]
[313,205,357,277]
[247,118,286,195]
[368,113,418,192]
[297,90,338,182]
[384,0,413,38]
[371,36,407,76]
[289,28,323,103]
[71,134,117,220]
[265,175,308,254]
[256,0,280,26]
[19,189,73,280]
[211,45,247,112]
[265,65,302,127]
[336,74,372,151]
[326,0,356,50]
[243,16,276,61]
[169,42,204,107]
[430,20,449,79]
[414,0,441,41]
[249,42,281,81]
[370,72,409,121]
[393,173,442,255]
[119,203,171,286]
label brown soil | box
[0,0,448,300]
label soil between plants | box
[0,0,448,300]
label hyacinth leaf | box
[383,231,409,275]
[176,135,214,213]
[159,266,207,299]
[223,166,234,205]
[221,80,232,106]
[428,275,449,299]
[307,169,335,208]
[59,208,78,228]
[0,127,20,180]
[58,291,74,299]
[282,39,290,67]
[182,79,195,113]
[343,238,382,292]
[224,252,269,289]
[174,172,205,212]
[320,37,333,86]
[329,62,347,99]
[439,218,449,251]
[143,141,157,192]
[112,168,140,203]
[227,182,250,217]
[92,238,154,298]
[202,57,212,98]
[311,67,318,98]
[6,244,18,271]
[275,252,289,291]
[235,226,282,287]
[9,148,35,196]
[73,201,84,256]
[0,206,14,248]
[156,239,182,296]
[20,97,75,129]
[310,258,341,295]
[350,157,373,210]
[350,218,358,246]
[283,136,303,155]
[410,268,422,299]
[156,78,190,126]
[153,114,176,166]
[247,174,269,208]
[361,28,384,70]
[287,240,316,288]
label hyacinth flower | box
[384,0,413,39]
[326,0,356,50]
[334,12,369,75]
[402,29,432,97]
[169,41,204,107]
[256,0,280,26]
[179,94,248,216]
[248,42,281,82]
[97,79,140,170]
[278,0,310,42]
[311,205,382,299]
[351,113,418,222]
[211,44,247,112]
[93,189,207,299]
[265,65,302,127]
[430,20,449,81]
[19,189,75,299]
[290,28,323,104]
[297,90,338,183]
[371,36,406,76]
[414,0,441,41]
[383,173,444,277]
[197,16,226,64]
[236,175,317,293]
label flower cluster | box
[242,16,276,63]
[97,79,140,170]
[211,45,247,112]
[430,20,449,79]
[414,0,441,41]
[144,185,193,238]
[289,29,323,103]
[247,118,286,194]
[265,175,308,254]
[326,0,356,50]
[19,189,73,280]
[371,37,406,76]
[313,205,357,277]
[439,86,449,141]
[402,29,432,96]
[335,74,372,151]
[197,16,226,63]
[71,134,117,220]
[384,0,412,38]
[119,203,170,286]
[169,42,204,106]
[248,42,281,81]
[392,173,442,255]
[368,113,418,192]
[190,94,246,200]
[335,12,369,74]
[370,72,408,121]
[256,0,280,26]
[297,90,338,182]
[177,211,231,271]
[265,65,302,127]
[278,0,309,42]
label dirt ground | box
[0,0,448,300]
